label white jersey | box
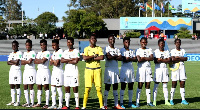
[62,48,80,76]
[8,50,22,70]
[170,48,186,66]
[104,45,121,67]
[120,48,135,66]
[36,51,50,69]
[153,49,170,68]
[22,51,36,69]
[51,48,64,70]
[136,47,153,67]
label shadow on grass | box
[155,97,200,106]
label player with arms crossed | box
[152,39,171,106]
[103,34,123,109]
[119,37,137,109]
[33,39,51,109]
[21,39,36,107]
[135,37,154,107]
[61,37,80,109]
[82,34,104,109]
[7,40,22,106]
[169,39,188,105]
[48,39,63,109]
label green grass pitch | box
[0,61,200,109]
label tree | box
[0,0,6,16]
[63,9,107,38]
[68,0,140,18]
[0,16,6,31]
[176,27,191,38]
[4,0,23,20]
[34,12,58,37]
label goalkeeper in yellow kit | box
[82,34,104,109]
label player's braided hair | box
[158,38,165,45]
[52,39,59,44]
[140,37,148,43]
[174,38,181,43]
[40,39,47,45]
[123,37,130,42]
[26,39,32,45]
[12,40,19,46]
[67,37,74,43]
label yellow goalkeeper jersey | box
[83,46,104,68]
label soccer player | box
[135,37,154,107]
[61,37,80,109]
[169,39,188,105]
[103,34,123,109]
[7,40,22,106]
[119,37,137,109]
[152,39,171,106]
[48,39,64,109]
[21,39,36,107]
[33,39,51,109]
[82,34,104,109]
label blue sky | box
[19,0,181,26]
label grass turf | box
[0,61,200,109]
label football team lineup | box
[5,34,196,109]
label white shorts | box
[171,65,187,81]
[153,68,169,82]
[23,68,36,84]
[120,65,135,83]
[9,69,22,84]
[36,68,51,85]
[64,67,79,87]
[51,68,64,86]
[64,75,79,87]
[104,67,120,84]
[136,67,153,82]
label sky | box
[19,0,181,26]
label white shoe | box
[47,105,57,109]
[6,102,14,106]
[57,106,63,109]
[26,103,33,107]
[22,103,29,107]
[81,107,86,109]
[14,102,20,106]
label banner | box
[186,53,200,61]
[182,0,200,13]
[120,17,192,30]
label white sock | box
[30,90,35,104]
[57,87,63,107]
[136,88,141,103]
[37,90,42,104]
[45,90,50,105]
[163,83,168,101]
[16,88,21,103]
[180,88,185,100]
[104,90,109,106]
[120,90,124,104]
[153,83,159,101]
[11,89,16,103]
[74,93,79,107]
[113,90,118,106]
[65,93,70,107]
[51,86,56,106]
[128,90,133,103]
[24,90,30,104]
[170,88,175,100]
[146,89,151,103]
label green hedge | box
[125,30,141,38]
